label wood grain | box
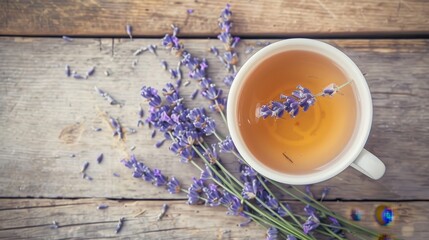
[0,198,426,239]
[0,37,428,200]
[1,0,429,37]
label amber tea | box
[237,50,357,174]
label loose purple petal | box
[155,139,166,148]
[113,173,120,177]
[115,217,125,234]
[86,66,95,77]
[96,153,103,164]
[151,129,157,138]
[73,73,85,79]
[187,9,194,14]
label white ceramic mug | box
[227,38,386,185]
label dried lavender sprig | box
[157,204,169,221]
[260,81,352,119]
[115,217,125,234]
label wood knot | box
[59,123,83,144]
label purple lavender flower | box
[266,227,278,240]
[221,190,244,216]
[277,203,291,217]
[187,187,200,205]
[270,101,286,118]
[200,164,213,180]
[209,97,227,113]
[141,86,162,107]
[304,204,316,216]
[259,105,272,119]
[97,204,109,210]
[287,235,297,240]
[303,214,320,234]
[203,184,222,207]
[153,169,167,186]
[190,177,205,192]
[322,83,338,96]
[223,51,239,65]
[265,194,279,209]
[201,83,222,100]
[329,216,342,233]
[223,74,235,86]
[187,9,194,14]
[203,144,219,164]
[242,179,261,200]
[219,136,235,152]
[167,177,181,194]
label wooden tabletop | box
[1,1,428,239]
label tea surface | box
[237,50,357,174]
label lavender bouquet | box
[120,4,386,240]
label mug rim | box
[227,38,373,185]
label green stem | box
[321,225,347,240]
[271,181,379,238]
[214,99,228,124]
[256,175,302,228]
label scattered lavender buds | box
[187,9,194,14]
[130,145,136,151]
[70,153,76,158]
[115,217,125,234]
[62,36,73,42]
[50,221,59,229]
[266,227,278,240]
[132,59,138,68]
[104,70,110,76]
[184,81,191,87]
[138,106,144,118]
[157,203,169,221]
[113,172,120,177]
[96,153,104,164]
[155,139,166,148]
[126,25,132,40]
[97,204,109,210]
[245,46,254,54]
[81,161,90,173]
[65,64,71,77]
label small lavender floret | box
[266,227,278,240]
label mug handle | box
[350,149,386,180]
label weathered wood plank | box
[0,198,426,239]
[0,37,428,200]
[1,0,429,37]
